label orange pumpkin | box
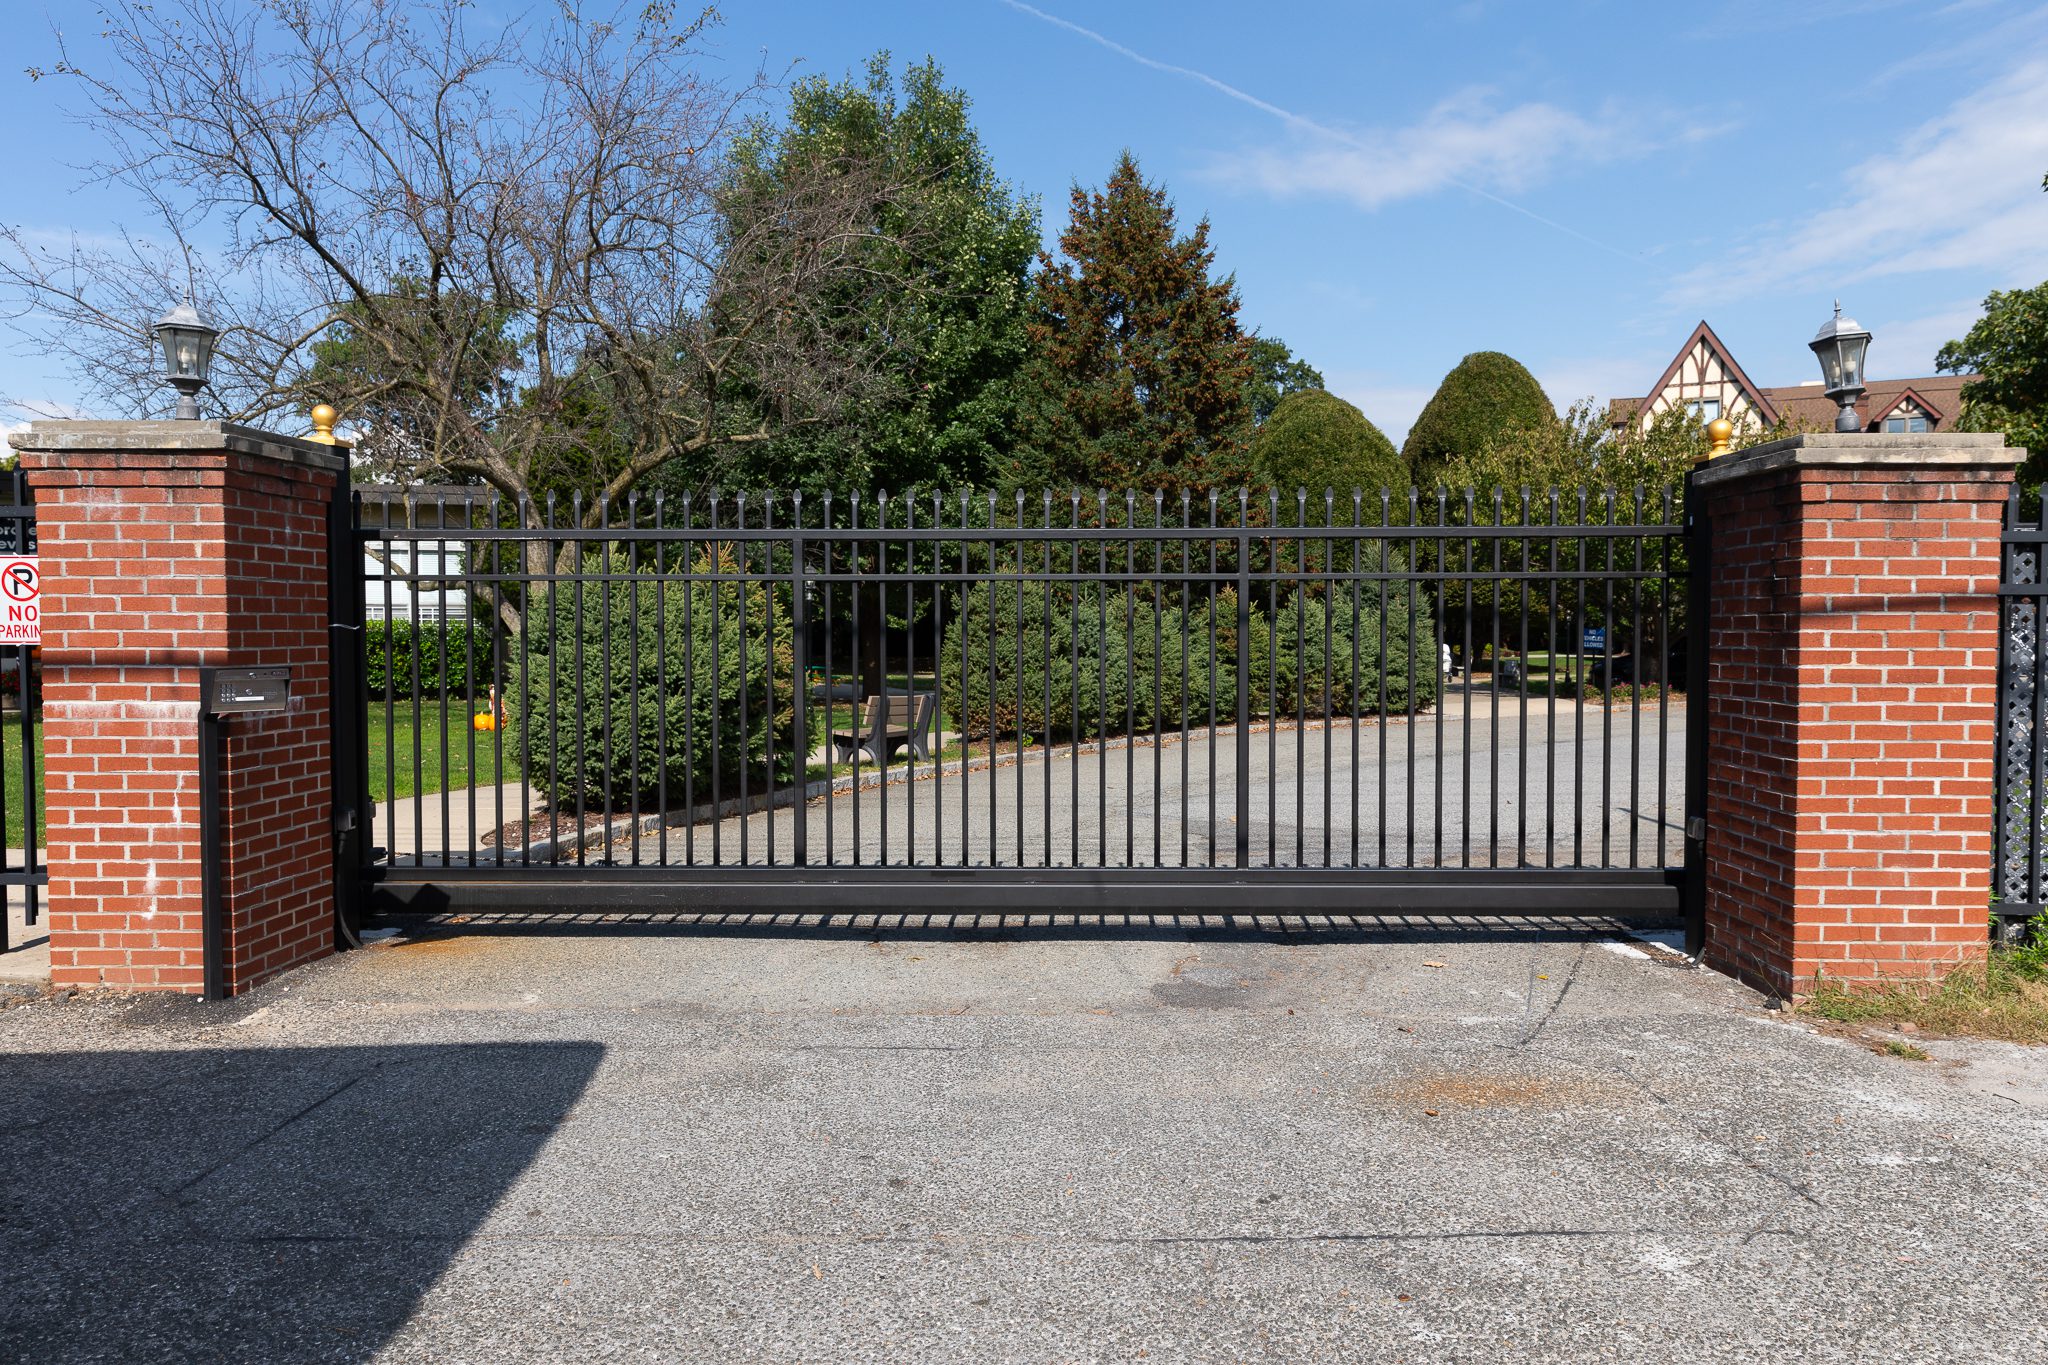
[472,710,498,732]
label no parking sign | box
[0,556,39,645]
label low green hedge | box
[940,582,1436,740]
[1516,674,1593,700]
[365,619,496,698]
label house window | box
[1882,401,1931,434]
[1684,399,1721,424]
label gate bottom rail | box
[366,865,1682,916]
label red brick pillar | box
[9,420,347,994]
[1691,433,2021,997]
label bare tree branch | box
[2,0,919,544]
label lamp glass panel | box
[156,323,216,381]
[1840,334,1867,387]
[1816,341,1844,390]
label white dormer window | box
[1882,398,1931,434]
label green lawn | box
[0,704,517,836]
[368,700,521,803]
[1501,651,1587,677]
[3,715,41,848]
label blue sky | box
[3,0,2047,441]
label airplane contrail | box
[994,0,1646,264]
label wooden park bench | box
[828,692,937,766]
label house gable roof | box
[1867,385,1948,425]
[1754,374,1971,433]
[1638,320,1782,427]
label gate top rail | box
[356,483,1688,539]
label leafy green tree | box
[1246,336,1324,423]
[1401,351,1558,489]
[1250,390,1406,506]
[1012,152,1255,498]
[714,55,1040,493]
[708,56,1039,690]
[1440,398,1703,497]
[1431,400,1816,677]
[1938,279,2048,491]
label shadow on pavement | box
[378,909,1676,946]
[0,1040,604,1363]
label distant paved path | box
[621,693,1688,871]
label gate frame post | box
[1234,506,1251,870]
[789,504,808,867]
[324,445,369,945]
[1682,477,1711,957]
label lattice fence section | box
[1998,543,2045,925]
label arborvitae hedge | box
[364,620,496,698]
[508,548,795,810]
[940,579,1436,740]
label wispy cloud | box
[1870,1,2048,86]
[1670,54,2048,305]
[995,0,1660,263]
[1204,90,1639,213]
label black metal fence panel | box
[357,485,1690,914]
[0,468,41,950]
[1996,486,2048,939]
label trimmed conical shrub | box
[1251,390,1407,506]
[1402,352,1556,488]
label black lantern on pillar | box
[1807,301,1871,434]
[153,299,218,420]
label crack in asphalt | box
[1523,1041,1827,1210]
[1510,941,1587,1049]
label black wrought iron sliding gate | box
[355,486,1698,925]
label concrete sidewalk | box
[377,781,537,861]
[0,850,46,984]
[0,915,2042,1362]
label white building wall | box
[364,545,472,623]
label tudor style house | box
[1612,319,1968,436]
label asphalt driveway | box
[619,692,1687,872]
[0,915,2043,1363]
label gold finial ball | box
[1706,417,1734,455]
[308,402,337,445]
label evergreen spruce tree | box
[1013,153,1255,498]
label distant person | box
[1441,642,1454,680]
